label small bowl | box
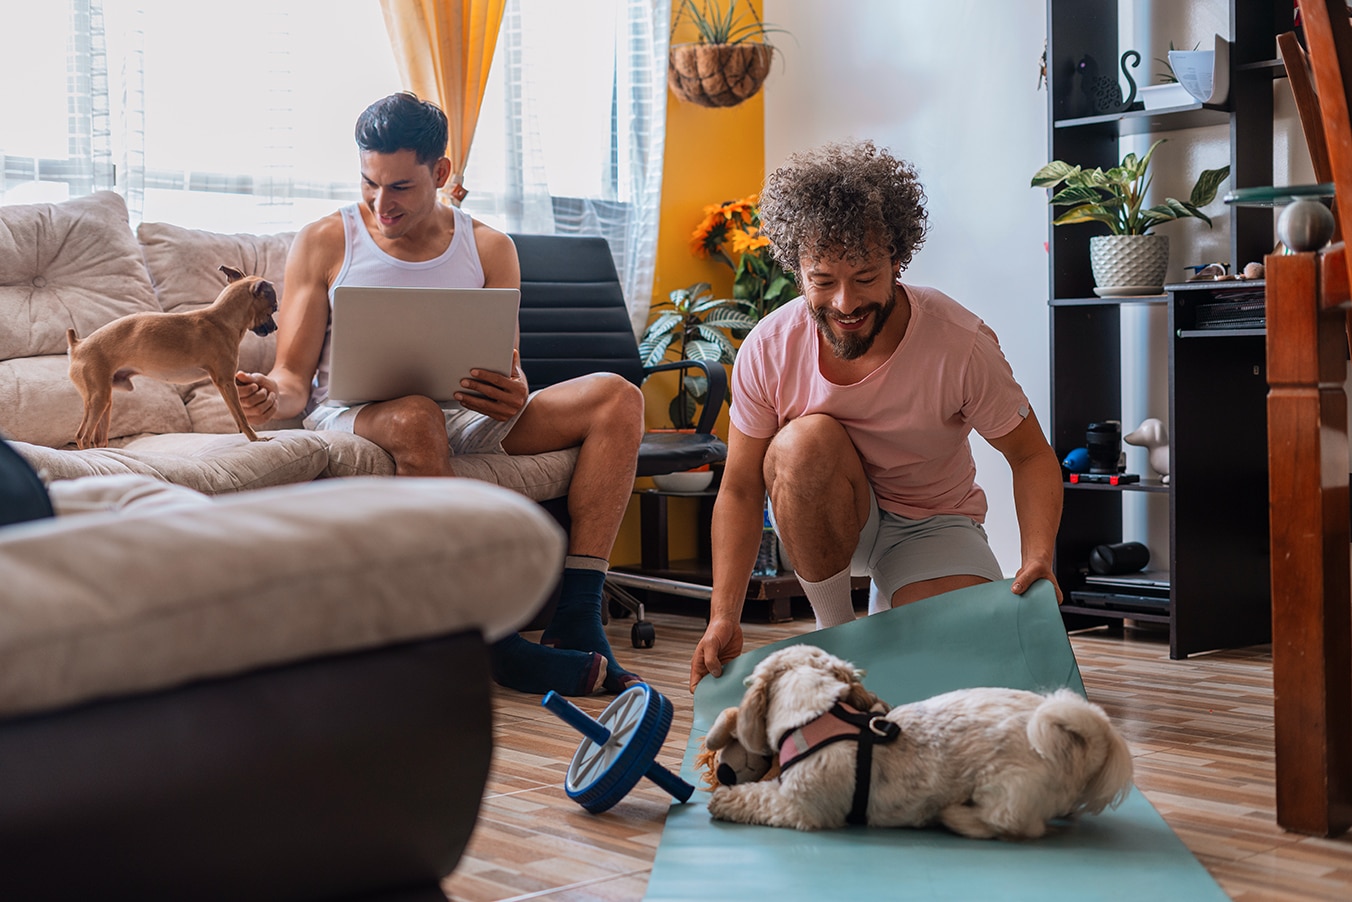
[651,470,715,493]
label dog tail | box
[1027,689,1133,814]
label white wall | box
[762,0,1311,579]
[762,0,1052,575]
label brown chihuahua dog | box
[66,265,278,449]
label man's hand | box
[235,371,280,425]
[456,349,529,422]
[1010,559,1062,603]
[689,618,744,692]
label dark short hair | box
[354,92,449,166]
[758,139,929,277]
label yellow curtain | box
[378,0,507,206]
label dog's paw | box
[706,787,735,820]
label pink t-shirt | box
[730,284,1030,522]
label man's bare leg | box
[356,392,616,696]
[500,372,646,692]
[354,395,456,476]
[889,574,989,607]
[764,414,872,628]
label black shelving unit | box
[1046,0,1283,657]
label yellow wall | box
[609,1,767,567]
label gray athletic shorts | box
[772,485,1004,607]
[303,392,536,456]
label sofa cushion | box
[0,354,192,449]
[0,192,160,360]
[46,473,213,516]
[137,221,294,375]
[0,477,564,717]
[11,431,331,494]
[314,431,576,501]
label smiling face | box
[359,148,450,241]
[801,243,899,360]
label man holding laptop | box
[235,92,645,697]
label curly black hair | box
[354,92,448,166]
[758,140,929,278]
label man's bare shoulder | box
[471,218,513,253]
[472,217,521,287]
[289,210,347,274]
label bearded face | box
[800,247,899,360]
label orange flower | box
[728,227,770,255]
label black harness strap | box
[777,702,901,826]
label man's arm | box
[986,409,1064,602]
[455,222,528,421]
[689,425,774,691]
[236,215,343,423]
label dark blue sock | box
[540,567,643,693]
[489,632,605,696]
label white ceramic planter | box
[1140,82,1195,110]
[1089,234,1170,296]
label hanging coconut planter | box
[667,41,772,108]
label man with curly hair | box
[690,140,1063,691]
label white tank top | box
[309,203,485,410]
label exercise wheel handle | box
[645,762,695,803]
[542,691,612,746]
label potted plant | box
[668,0,788,108]
[640,281,757,429]
[1140,42,1198,109]
[1031,138,1230,295]
[690,194,796,320]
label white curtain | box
[464,0,670,337]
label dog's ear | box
[252,280,277,302]
[736,671,773,755]
[705,707,740,751]
[219,264,246,283]
[844,681,890,714]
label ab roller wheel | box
[543,685,694,813]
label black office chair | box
[511,233,728,646]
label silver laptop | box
[326,286,520,407]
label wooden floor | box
[443,608,1352,902]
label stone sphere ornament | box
[1277,198,1336,252]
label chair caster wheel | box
[631,620,655,648]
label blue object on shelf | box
[1061,447,1090,473]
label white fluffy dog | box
[706,645,1134,838]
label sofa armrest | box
[0,477,564,717]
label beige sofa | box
[0,190,577,499]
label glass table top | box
[1224,183,1335,206]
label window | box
[0,0,666,329]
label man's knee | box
[575,373,644,439]
[357,395,450,475]
[597,373,644,423]
[766,415,861,483]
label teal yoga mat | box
[645,579,1226,901]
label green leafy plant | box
[673,0,788,45]
[1031,138,1230,236]
[1154,41,1199,84]
[640,282,757,428]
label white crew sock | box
[868,580,891,615]
[801,566,856,629]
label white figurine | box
[1124,418,1170,484]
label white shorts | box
[303,392,536,456]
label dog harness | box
[776,701,901,826]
